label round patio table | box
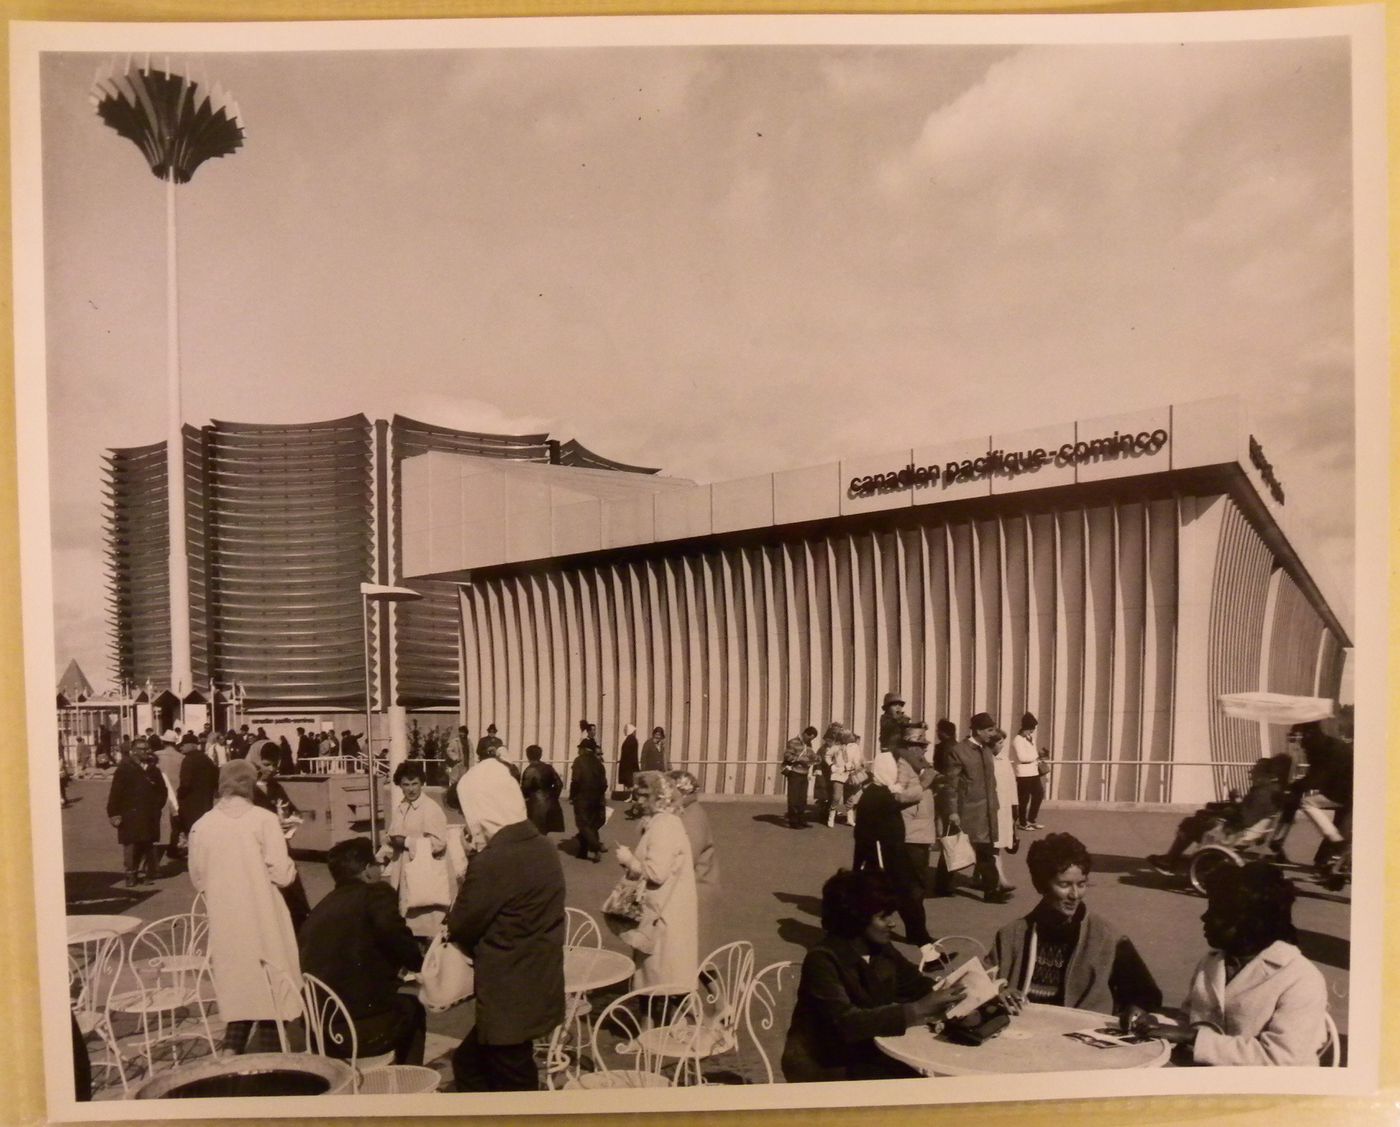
[557,946,636,1082]
[67,914,142,945]
[564,946,634,995]
[875,1004,1170,1076]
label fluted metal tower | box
[92,60,244,696]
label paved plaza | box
[59,778,1351,1093]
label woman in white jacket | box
[1123,861,1328,1065]
[1011,712,1045,831]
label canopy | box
[1217,692,1335,725]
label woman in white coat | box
[381,759,454,942]
[989,729,1020,890]
[189,759,302,1055]
[1123,861,1327,1065]
[613,770,698,990]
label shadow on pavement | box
[1082,851,1159,877]
[1114,869,1203,897]
[64,870,157,914]
[776,916,823,948]
[772,891,821,919]
[751,814,799,829]
[1296,927,1350,971]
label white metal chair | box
[109,916,219,1076]
[693,940,757,1063]
[259,962,393,1092]
[922,934,986,976]
[567,985,706,1088]
[743,960,795,1084]
[1320,1013,1342,1067]
[565,907,602,949]
[69,929,130,1096]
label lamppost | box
[92,60,244,697]
[361,583,421,847]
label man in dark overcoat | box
[106,739,168,886]
[941,711,1010,902]
[448,759,565,1091]
[176,732,219,838]
[568,738,609,861]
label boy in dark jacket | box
[300,837,426,1064]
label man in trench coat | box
[941,712,1011,902]
[106,739,168,886]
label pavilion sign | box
[848,427,1170,498]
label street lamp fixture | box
[360,582,421,847]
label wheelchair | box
[1177,810,1285,896]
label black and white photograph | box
[9,8,1388,1119]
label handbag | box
[602,874,660,955]
[418,931,474,1012]
[939,831,976,873]
[601,874,648,925]
[402,840,453,910]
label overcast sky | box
[37,35,1357,694]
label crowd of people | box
[90,700,1348,1093]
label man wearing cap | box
[106,738,168,886]
[475,723,504,764]
[942,713,1011,903]
[176,732,219,841]
[891,720,946,907]
[878,692,908,753]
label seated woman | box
[1147,759,1283,875]
[1122,861,1327,1065]
[994,833,1161,1016]
[782,868,965,1082]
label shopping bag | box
[402,841,453,909]
[939,831,976,873]
[418,932,474,1012]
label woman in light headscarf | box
[852,750,939,965]
[613,770,698,988]
[448,756,566,1091]
[668,770,720,958]
[189,759,302,1055]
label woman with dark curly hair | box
[992,832,1161,1016]
[781,868,966,1083]
[1122,861,1328,1065]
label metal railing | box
[291,751,1250,804]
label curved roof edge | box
[392,415,549,445]
[556,438,660,476]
